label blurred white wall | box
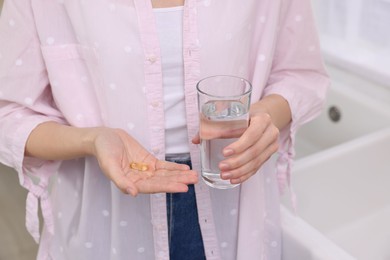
[311,0,390,88]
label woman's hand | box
[92,128,198,196]
[192,94,291,185]
[218,111,279,184]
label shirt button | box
[151,101,160,108]
[147,55,157,64]
[152,148,160,155]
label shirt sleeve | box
[262,0,330,196]
[0,0,67,241]
[0,0,66,182]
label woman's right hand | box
[91,128,198,196]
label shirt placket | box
[182,0,222,259]
[133,1,168,259]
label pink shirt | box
[0,0,329,259]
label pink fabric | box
[0,0,329,259]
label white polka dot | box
[124,46,132,53]
[102,210,110,217]
[257,54,266,62]
[158,251,165,257]
[8,19,15,27]
[137,247,145,253]
[24,97,33,105]
[295,15,303,22]
[74,192,79,198]
[46,37,55,45]
[15,59,23,66]
[220,242,228,248]
[85,242,93,249]
[93,42,100,49]
[266,177,271,184]
[57,0,64,4]
[309,45,316,52]
[59,246,64,253]
[112,247,117,255]
[127,122,135,130]
[109,4,116,11]
[203,0,211,7]
[57,177,62,184]
[230,209,238,216]
[0,91,4,97]
[76,114,84,121]
[196,39,201,47]
[119,221,128,227]
[260,16,266,23]
[15,113,23,119]
[225,33,233,41]
[109,83,117,90]
[271,241,278,247]
[57,212,63,219]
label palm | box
[93,128,198,196]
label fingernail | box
[223,148,234,157]
[219,163,229,171]
[221,172,232,179]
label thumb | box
[191,133,200,144]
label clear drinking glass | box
[197,75,252,189]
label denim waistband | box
[165,153,191,162]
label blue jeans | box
[166,155,206,260]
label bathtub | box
[294,71,390,159]
[281,66,390,260]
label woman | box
[0,0,329,259]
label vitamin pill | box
[130,162,148,171]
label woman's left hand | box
[192,108,280,185]
[217,110,280,184]
[192,94,291,185]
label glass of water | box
[197,75,252,189]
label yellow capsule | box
[130,162,149,172]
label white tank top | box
[154,6,190,154]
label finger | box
[222,114,272,156]
[154,170,199,183]
[103,162,140,196]
[220,156,258,180]
[191,133,200,144]
[156,160,191,171]
[222,124,278,171]
[230,170,257,184]
[136,176,197,194]
[222,143,278,185]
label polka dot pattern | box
[8,19,15,27]
[15,59,23,66]
[0,2,327,259]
